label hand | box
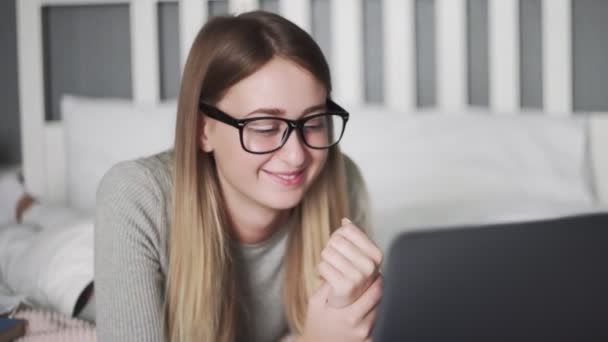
[16,193,36,223]
[300,275,383,342]
[318,218,383,308]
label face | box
[199,57,329,214]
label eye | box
[304,116,327,130]
[246,120,283,135]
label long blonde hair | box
[167,11,351,341]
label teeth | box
[276,174,297,180]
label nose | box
[277,128,307,167]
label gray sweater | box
[94,150,370,342]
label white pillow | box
[589,114,608,207]
[61,95,176,213]
[339,107,595,231]
[372,198,603,253]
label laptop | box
[373,212,608,341]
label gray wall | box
[158,2,180,100]
[468,0,488,107]
[43,5,132,121]
[416,0,437,107]
[2,0,608,164]
[364,0,384,103]
[0,0,20,165]
[520,0,543,109]
[573,0,608,112]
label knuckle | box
[327,235,340,247]
[319,259,326,269]
[338,281,356,296]
[345,281,357,294]
[352,270,365,285]
[345,313,359,327]
[333,233,347,244]
[362,259,376,276]
[321,248,331,260]
[355,326,370,339]
[330,236,346,251]
[317,260,328,274]
[336,226,349,235]
[344,224,358,234]
[371,281,383,302]
[376,249,384,264]
[377,275,384,287]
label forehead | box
[218,57,327,117]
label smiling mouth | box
[263,169,305,186]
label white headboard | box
[15,0,597,204]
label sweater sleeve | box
[95,161,166,342]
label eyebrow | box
[245,103,326,117]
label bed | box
[4,0,608,338]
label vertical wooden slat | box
[229,0,259,14]
[542,0,572,114]
[279,0,310,33]
[40,0,129,4]
[179,0,206,69]
[17,0,48,200]
[489,0,519,113]
[436,0,467,110]
[383,0,415,111]
[331,0,363,106]
[44,123,67,203]
[130,0,160,103]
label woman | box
[95,11,382,342]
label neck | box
[226,203,290,245]
[216,174,290,244]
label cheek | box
[310,150,329,173]
[303,150,330,187]
[212,131,270,177]
[209,127,242,157]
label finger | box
[359,274,383,320]
[318,259,346,289]
[360,305,379,337]
[352,307,378,341]
[329,235,378,278]
[339,219,383,265]
[349,274,383,322]
[321,245,362,283]
[319,259,358,308]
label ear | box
[198,114,214,153]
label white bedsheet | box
[0,279,23,315]
[0,205,93,317]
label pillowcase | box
[339,107,595,234]
[372,198,602,252]
[61,95,176,213]
[589,114,608,207]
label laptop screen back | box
[373,213,608,341]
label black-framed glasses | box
[199,99,349,154]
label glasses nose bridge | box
[287,119,300,129]
[280,119,306,146]
[283,119,299,138]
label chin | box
[261,191,306,211]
